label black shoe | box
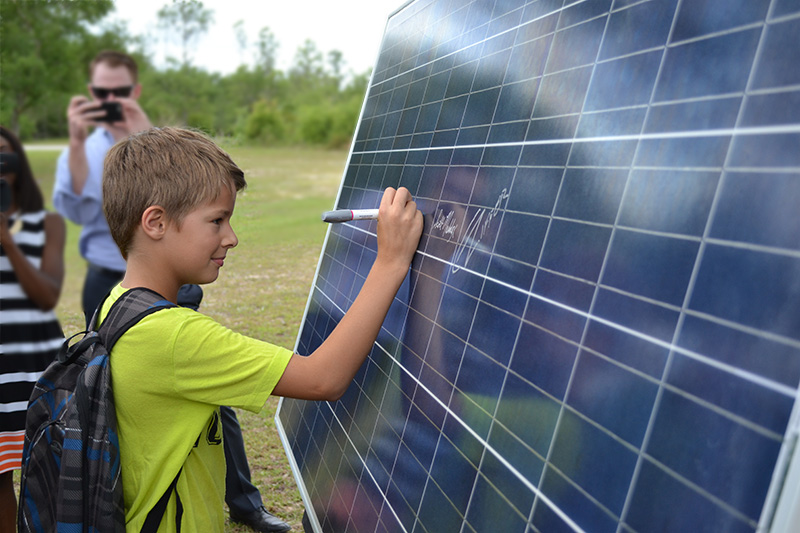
[230,506,291,533]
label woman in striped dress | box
[0,125,65,530]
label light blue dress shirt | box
[52,127,126,272]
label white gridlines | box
[277,1,800,532]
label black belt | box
[88,263,125,278]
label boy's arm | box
[272,187,423,401]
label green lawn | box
[25,143,347,531]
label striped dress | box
[0,210,64,474]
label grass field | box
[24,142,348,531]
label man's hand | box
[66,94,153,144]
[66,95,101,145]
[107,97,152,141]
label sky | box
[107,0,406,76]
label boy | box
[100,127,423,532]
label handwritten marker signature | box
[432,189,510,273]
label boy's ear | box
[141,205,168,241]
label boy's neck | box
[120,267,181,304]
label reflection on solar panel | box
[275,0,800,531]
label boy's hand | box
[276,186,422,401]
[375,186,423,271]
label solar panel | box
[275,1,800,531]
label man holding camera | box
[53,50,151,325]
[52,50,292,533]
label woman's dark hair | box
[0,125,44,212]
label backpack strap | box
[96,287,177,348]
[94,288,182,532]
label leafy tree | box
[244,100,285,143]
[156,0,214,67]
[141,63,220,129]
[327,50,345,88]
[153,1,215,125]
[0,0,115,135]
[233,20,248,65]
[1,1,370,147]
[255,26,279,74]
[289,39,325,93]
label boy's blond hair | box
[103,127,246,259]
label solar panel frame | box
[275,1,800,531]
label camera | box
[0,178,11,212]
[96,101,124,123]
[85,101,123,123]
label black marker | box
[321,209,380,223]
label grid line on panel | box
[358,13,800,165]
[638,451,761,529]
[428,195,799,282]
[346,221,799,401]
[667,21,767,49]
[282,1,800,532]
[376,340,587,533]
[336,208,800,528]
[356,2,800,169]
[314,272,587,532]
[352,122,800,158]
[654,6,796,528]
[314,384,410,532]
[412,438,475,531]
[459,467,536,532]
[522,3,624,525]
[407,270,465,376]
[530,322,788,444]
[531,392,779,531]
[376,0,615,97]
[615,2,764,528]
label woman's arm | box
[0,212,66,310]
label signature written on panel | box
[432,188,510,273]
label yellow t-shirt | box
[100,285,293,532]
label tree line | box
[0,0,369,147]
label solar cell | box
[276,1,800,531]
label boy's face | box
[163,183,239,285]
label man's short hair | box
[102,127,246,259]
[90,50,140,83]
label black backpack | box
[18,288,177,533]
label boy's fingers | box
[381,186,397,208]
[394,187,412,205]
[380,187,421,227]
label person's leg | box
[82,265,125,327]
[0,471,16,533]
[221,406,263,513]
[221,406,291,532]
